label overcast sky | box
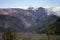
[0,0,60,8]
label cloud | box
[47,7,60,16]
[51,7,60,12]
[0,5,39,10]
[0,6,29,9]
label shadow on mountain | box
[0,15,26,32]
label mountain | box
[0,15,26,32]
[0,7,47,28]
[42,16,60,35]
[27,14,58,33]
[0,7,59,33]
[55,17,60,35]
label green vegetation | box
[23,36,32,40]
[40,39,48,40]
[2,28,16,40]
[46,17,60,40]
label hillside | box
[0,7,59,33]
[0,15,26,32]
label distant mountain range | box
[0,7,59,33]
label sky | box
[0,0,60,8]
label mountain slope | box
[0,7,59,33]
[0,15,26,32]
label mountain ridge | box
[0,7,59,33]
